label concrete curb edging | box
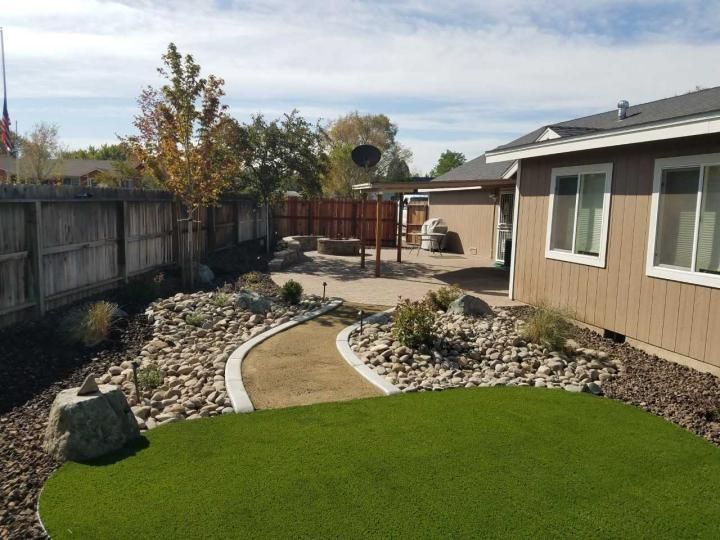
[335,308,401,396]
[225,298,343,413]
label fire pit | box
[317,238,361,256]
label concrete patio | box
[272,247,516,307]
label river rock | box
[44,384,140,462]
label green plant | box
[393,299,436,348]
[61,301,120,347]
[280,279,303,304]
[211,292,231,307]
[520,304,573,351]
[137,364,163,391]
[186,312,207,327]
[425,284,462,311]
[243,271,262,284]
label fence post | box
[396,198,403,263]
[117,200,129,283]
[29,201,46,316]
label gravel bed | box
[351,305,720,446]
[351,308,621,394]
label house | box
[422,154,516,262]
[0,156,142,187]
[484,86,720,372]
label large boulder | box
[236,290,272,313]
[44,384,140,462]
[447,294,493,316]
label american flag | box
[1,96,11,154]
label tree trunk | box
[187,208,195,289]
[265,201,271,255]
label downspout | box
[508,160,521,300]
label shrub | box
[393,299,436,348]
[62,301,119,347]
[186,312,207,327]
[243,271,263,284]
[425,285,462,312]
[137,363,163,391]
[520,304,573,351]
[280,280,303,304]
[211,292,231,307]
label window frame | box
[545,162,613,268]
[646,153,720,288]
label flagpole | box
[0,28,6,104]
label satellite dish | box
[351,144,381,168]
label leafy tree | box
[63,143,129,161]
[430,150,466,177]
[18,122,65,183]
[123,43,233,287]
[227,110,326,253]
[323,112,412,197]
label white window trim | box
[545,162,613,268]
[646,152,720,288]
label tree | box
[385,148,411,183]
[323,112,412,197]
[228,110,326,253]
[123,43,232,287]
[63,143,129,161]
[18,123,64,183]
[430,150,466,177]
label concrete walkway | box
[242,303,384,410]
[273,248,516,307]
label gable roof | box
[431,153,515,182]
[487,85,720,161]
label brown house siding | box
[429,189,499,259]
[514,133,720,369]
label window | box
[647,154,720,287]
[545,163,613,267]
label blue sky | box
[4,0,720,173]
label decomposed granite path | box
[242,302,387,409]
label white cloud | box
[3,0,719,172]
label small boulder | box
[447,294,493,317]
[236,291,271,314]
[44,385,140,462]
[194,263,215,286]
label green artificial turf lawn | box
[40,388,720,539]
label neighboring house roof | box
[487,85,720,161]
[431,154,515,182]
[0,157,125,177]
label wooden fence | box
[0,185,265,328]
[274,197,398,246]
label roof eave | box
[486,111,720,163]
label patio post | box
[375,192,382,277]
[396,196,403,263]
[359,192,366,269]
